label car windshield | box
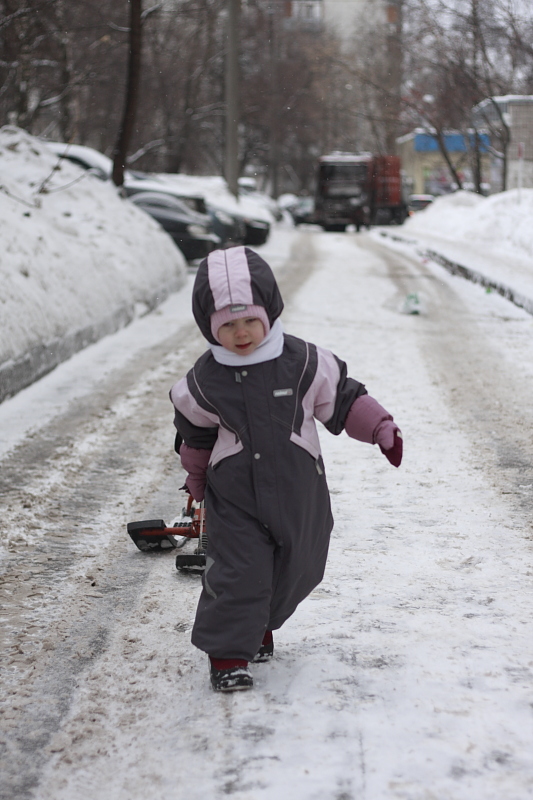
[409,197,433,211]
[319,164,368,196]
[320,164,368,182]
[179,196,207,214]
[58,155,108,181]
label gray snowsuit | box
[170,247,374,661]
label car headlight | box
[187,224,208,236]
[214,210,234,225]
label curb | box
[379,231,533,318]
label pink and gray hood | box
[192,246,284,344]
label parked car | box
[128,192,220,262]
[156,174,273,246]
[408,194,434,213]
[45,141,155,183]
[126,183,244,249]
[290,196,316,226]
[44,140,270,247]
[238,177,283,221]
[241,216,269,245]
[45,141,115,181]
[207,205,246,247]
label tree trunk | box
[112,0,143,187]
[384,0,403,154]
[56,1,77,142]
[474,134,482,194]
[434,128,463,190]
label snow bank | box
[0,127,187,402]
[404,188,533,261]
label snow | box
[44,140,116,178]
[405,189,533,262]
[396,189,533,302]
[2,155,533,798]
[0,126,188,400]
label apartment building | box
[472,95,533,191]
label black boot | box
[209,658,253,692]
[252,630,274,663]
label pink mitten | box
[374,420,403,467]
[345,395,403,467]
[179,444,212,501]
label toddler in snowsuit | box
[170,246,402,692]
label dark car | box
[160,192,246,248]
[164,191,266,247]
[44,141,114,180]
[207,204,246,247]
[181,198,269,247]
[128,187,246,249]
[241,215,270,246]
[408,194,434,213]
[128,192,220,262]
[290,196,316,226]
[44,140,264,249]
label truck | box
[314,152,408,232]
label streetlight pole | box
[226,0,240,198]
[268,4,279,198]
[385,0,402,155]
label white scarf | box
[209,318,284,366]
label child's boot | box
[252,630,274,663]
[209,657,253,692]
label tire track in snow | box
[361,234,533,512]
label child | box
[170,246,402,692]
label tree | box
[112,0,143,186]
[399,0,533,191]
[3,0,530,196]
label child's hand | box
[345,395,403,466]
[185,474,207,502]
[375,421,403,467]
[179,444,211,501]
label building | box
[283,0,323,28]
[284,0,390,44]
[396,129,491,196]
[323,0,382,41]
[472,96,533,192]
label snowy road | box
[1,226,533,800]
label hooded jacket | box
[170,246,382,661]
